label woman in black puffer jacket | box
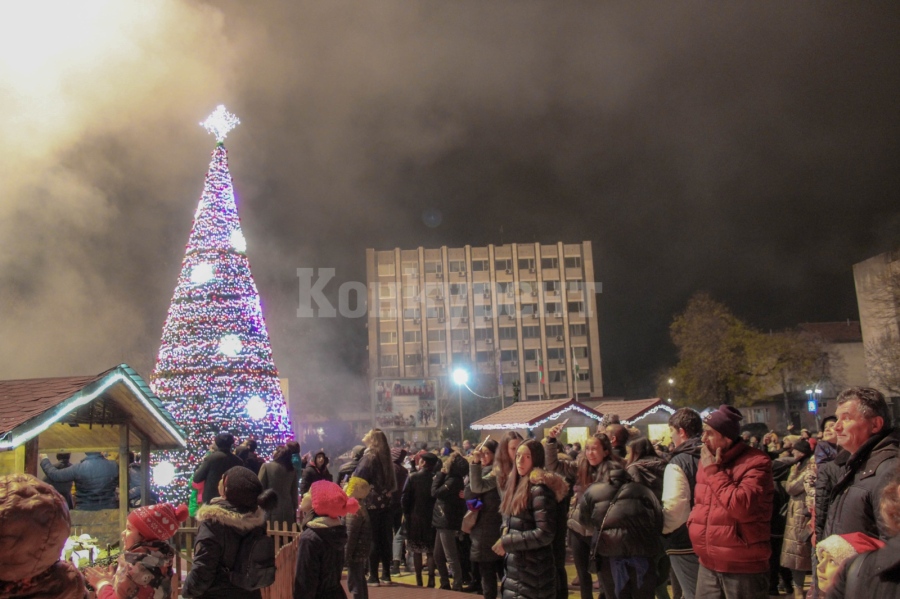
[432,452,469,590]
[579,465,662,599]
[495,439,569,599]
[468,440,503,599]
[402,453,439,587]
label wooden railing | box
[170,519,301,599]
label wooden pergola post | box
[119,422,129,531]
[140,434,150,507]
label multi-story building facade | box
[366,242,603,402]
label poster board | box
[373,378,439,429]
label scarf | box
[109,541,175,599]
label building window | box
[547,347,564,360]
[501,349,518,361]
[522,326,540,339]
[545,302,560,315]
[425,306,445,319]
[429,353,446,365]
[546,324,564,338]
[377,262,395,277]
[518,257,535,271]
[450,305,469,318]
[402,262,419,277]
[403,307,420,320]
[525,371,540,383]
[473,282,489,294]
[381,354,399,367]
[497,281,513,295]
[405,353,422,365]
[564,256,582,269]
[452,352,469,365]
[499,327,517,340]
[401,284,419,299]
[541,257,558,270]
[550,370,565,382]
[448,259,466,273]
[544,280,560,293]
[569,323,587,337]
[476,351,492,363]
[379,303,396,320]
[578,372,590,381]
[495,258,513,271]
[524,349,537,361]
[473,304,492,317]
[451,329,469,341]
[567,280,584,292]
[567,301,584,314]
[450,283,467,296]
[497,302,515,317]
[427,329,446,342]
[404,330,421,343]
[379,331,397,344]
[424,261,442,274]
[573,346,588,358]
[379,283,395,299]
[521,303,537,316]
[475,328,494,341]
[471,259,489,272]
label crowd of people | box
[3,386,900,599]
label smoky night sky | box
[1,2,898,418]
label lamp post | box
[452,368,469,443]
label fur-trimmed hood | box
[196,498,266,532]
[528,467,569,501]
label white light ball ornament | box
[218,334,243,357]
[230,229,247,253]
[190,263,215,285]
[246,395,267,420]
[154,461,176,486]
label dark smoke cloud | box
[1,2,897,417]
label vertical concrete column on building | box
[488,244,503,407]
[511,243,525,397]
[441,246,452,367]
[417,247,428,376]
[558,241,574,397]
[365,249,379,427]
[464,245,475,365]
[582,241,603,396]
[394,248,404,373]
[535,242,548,400]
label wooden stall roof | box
[587,397,675,425]
[471,398,603,430]
[0,364,186,451]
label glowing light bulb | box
[247,395,267,420]
[230,229,247,253]
[201,105,240,142]
[190,263,215,285]
[218,334,243,357]
[153,461,176,486]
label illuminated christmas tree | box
[150,106,293,502]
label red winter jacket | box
[688,441,774,574]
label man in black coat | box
[193,432,244,504]
[823,387,900,541]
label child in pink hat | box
[85,502,188,598]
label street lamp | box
[806,388,822,430]
[452,368,469,442]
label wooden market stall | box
[470,398,604,445]
[0,363,186,535]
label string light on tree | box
[150,105,293,502]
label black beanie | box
[703,405,744,441]
[215,432,235,451]
[222,466,262,511]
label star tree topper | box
[201,105,240,142]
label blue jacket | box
[41,452,119,510]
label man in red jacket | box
[688,405,774,599]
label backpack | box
[226,527,276,590]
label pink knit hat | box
[310,480,359,518]
[128,503,189,541]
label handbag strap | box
[589,486,621,560]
